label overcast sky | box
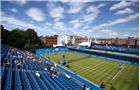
[1,0,139,38]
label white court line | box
[72,63,113,78]
[72,60,117,75]
[71,57,119,73]
[112,67,125,80]
[71,62,104,71]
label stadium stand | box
[68,48,139,64]
[89,44,139,54]
[1,45,101,90]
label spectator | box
[54,63,57,67]
[4,58,7,63]
[83,85,86,90]
[85,86,90,90]
[50,65,54,72]
[6,59,10,67]
[44,68,47,71]
[35,71,42,79]
[66,64,70,68]
[65,73,71,79]
[100,82,105,89]
[48,57,50,60]
[33,58,36,63]
[50,71,53,76]
[17,62,22,68]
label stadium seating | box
[1,45,88,90]
[89,44,139,53]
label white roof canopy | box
[78,42,91,46]
[53,44,64,47]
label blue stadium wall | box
[36,47,69,54]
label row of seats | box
[14,68,22,90]
[91,45,139,53]
[1,45,83,90]
[1,45,10,62]
[4,68,12,90]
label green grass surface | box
[44,52,139,90]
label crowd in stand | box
[91,44,139,52]
[1,45,85,90]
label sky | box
[1,0,139,38]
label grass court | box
[44,52,139,90]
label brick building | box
[75,36,82,45]
[45,35,58,45]
[40,34,139,46]
[94,37,138,45]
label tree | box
[25,28,46,51]
[25,28,39,50]
[7,28,27,49]
[1,25,10,45]
[1,25,46,51]
[67,40,73,45]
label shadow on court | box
[110,83,117,90]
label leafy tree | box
[25,28,46,51]
[1,25,10,45]
[67,40,73,45]
[7,28,27,49]
[25,28,39,50]
[1,25,46,51]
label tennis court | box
[44,52,139,90]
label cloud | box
[77,30,91,36]
[68,3,106,29]
[114,8,134,15]
[53,21,67,31]
[74,23,82,29]
[68,28,91,36]
[61,0,95,14]
[9,0,27,6]
[101,29,113,33]
[82,26,89,29]
[25,7,46,22]
[0,11,4,16]
[97,3,106,8]
[17,0,27,5]
[109,32,118,36]
[83,3,106,23]
[83,6,100,22]
[46,2,64,21]
[67,2,85,14]
[69,19,82,29]
[100,29,117,37]
[93,24,110,29]
[1,13,56,36]
[93,13,138,29]
[11,8,18,13]
[60,0,94,3]
[124,34,129,37]
[50,6,64,18]
[46,22,52,26]
[69,19,79,24]
[110,13,138,25]
[130,27,139,30]
[110,0,132,10]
